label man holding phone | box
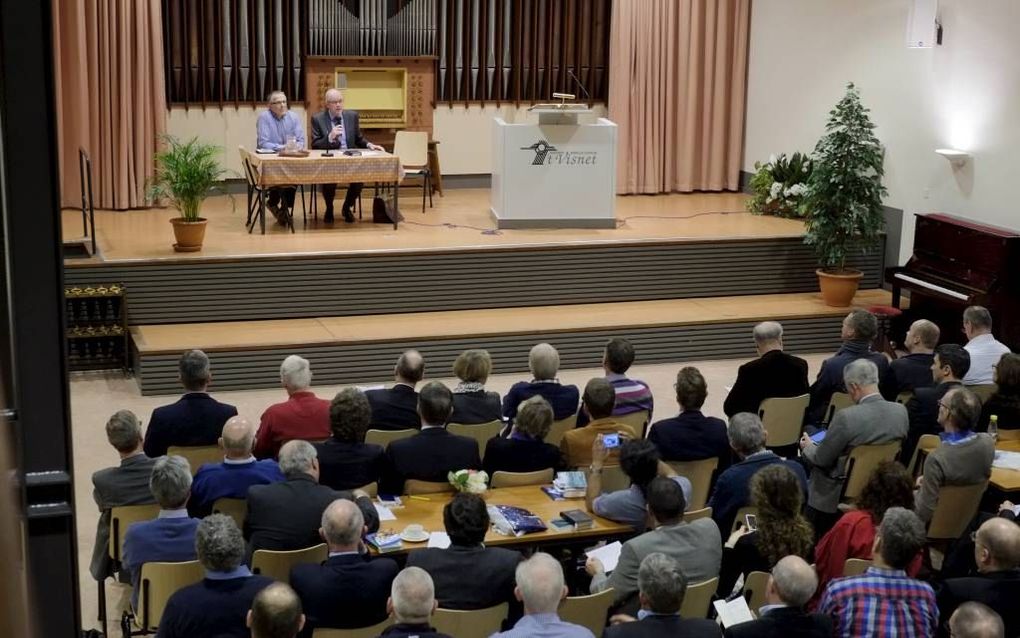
[560,379,638,468]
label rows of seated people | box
[91,304,1019,637]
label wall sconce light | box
[935,148,969,168]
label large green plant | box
[747,152,813,218]
[801,83,887,272]
[147,135,228,221]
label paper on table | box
[585,541,622,573]
[713,596,755,628]
[374,504,397,521]
[428,532,451,549]
[993,450,1020,471]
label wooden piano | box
[886,213,1020,351]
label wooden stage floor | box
[62,189,805,264]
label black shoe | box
[323,206,334,223]
[343,208,355,224]
[268,203,285,224]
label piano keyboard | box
[894,273,970,301]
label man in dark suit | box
[805,310,888,425]
[247,583,305,638]
[880,319,939,400]
[310,88,384,223]
[366,350,424,431]
[290,499,398,633]
[90,410,157,581]
[901,343,969,465]
[723,322,809,417]
[649,366,731,469]
[315,387,388,491]
[143,349,237,457]
[244,439,378,557]
[724,556,831,638]
[382,381,481,494]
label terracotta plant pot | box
[170,217,207,252]
[816,268,863,307]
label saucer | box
[400,530,429,543]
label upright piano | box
[886,213,1020,351]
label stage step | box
[130,289,894,395]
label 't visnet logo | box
[521,140,557,165]
[521,139,597,167]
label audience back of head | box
[619,439,661,492]
[321,498,364,549]
[396,350,425,384]
[515,396,554,439]
[975,517,1020,571]
[753,321,783,348]
[750,464,813,564]
[943,387,982,431]
[418,380,453,425]
[877,507,926,570]
[646,476,685,525]
[196,513,245,572]
[329,387,372,442]
[221,416,255,457]
[443,492,489,547]
[106,410,143,452]
[964,305,994,334]
[844,310,878,341]
[529,343,560,380]
[996,353,1020,392]
[856,460,914,524]
[936,343,971,380]
[278,440,316,476]
[582,377,615,420]
[727,413,766,458]
[179,349,212,391]
[675,366,707,410]
[604,337,635,374]
[391,566,436,624]
[515,552,566,614]
[770,555,818,608]
[249,582,304,638]
[453,349,492,384]
[637,552,687,614]
[951,602,1004,638]
[279,355,312,392]
[150,455,192,509]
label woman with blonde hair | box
[449,349,502,425]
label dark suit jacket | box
[723,607,832,638]
[647,410,732,470]
[901,381,961,464]
[709,453,807,537]
[383,427,481,494]
[605,614,721,638]
[450,390,503,424]
[406,544,522,610]
[936,569,1020,638]
[314,437,388,491]
[310,109,369,150]
[143,392,238,458]
[290,553,399,632]
[90,454,157,580]
[366,384,421,431]
[806,341,888,425]
[723,350,809,417]
[979,393,1020,432]
[482,435,564,476]
[244,473,379,556]
[502,381,580,422]
[880,352,935,400]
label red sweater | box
[254,391,331,459]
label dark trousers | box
[267,187,295,209]
[321,182,363,214]
[808,506,841,541]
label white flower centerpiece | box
[448,469,489,494]
[747,152,813,219]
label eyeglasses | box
[270,100,287,105]
[937,400,953,413]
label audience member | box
[604,553,720,638]
[561,379,639,467]
[244,440,378,555]
[940,500,1019,579]
[708,413,807,537]
[586,438,693,532]
[315,387,388,491]
[255,90,304,223]
[800,359,907,536]
[483,396,564,475]
[247,582,305,638]
[254,355,330,459]
[122,455,200,609]
[915,387,994,523]
[502,343,580,423]
[383,381,481,494]
[380,567,453,638]
[724,556,831,638]
[90,410,156,582]
[648,366,730,469]
[962,306,1012,385]
[902,343,970,465]
[449,349,503,424]
[157,514,274,638]
[881,319,939,400]
[143,349,238,457]
[979,353,1020,432]
[723,321,809,417]
[588,477,721,611]
[818,507,938,638]
[290,499,398,631]
[948,602,1005,638]
[366,350,425,430]
[189,416,285,517]
[492,553,595,638]
[719,464,814,595]
[937,517,1020,637]
[805,310,888,425]
[576,337,654,428]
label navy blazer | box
[806,341,888,425]
[936,569,1020,638]
[366,384,421,431]
[143,392,238,458]
[406,544,522,611]
[290,553,399,632]
[723,607,832,638]
[709,452,807,537]
[880,352,935,400]
[450,390,503,424]
[647,410,732,470]
[310,109,369,150]
[605,614,721,638]
[502,381,580,423]
[315,437,388,491]
[383,428,481,495]
[723,350,809,417]
[483,435,564,476]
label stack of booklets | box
[559,509,594,531]
[365,531,402,553]
[552,471,587,498]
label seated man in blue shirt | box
[255,90,306,224]
[122,455,201,610]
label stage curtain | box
[608,0,750,194]
[52,0,165,210]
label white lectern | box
[491,105,616,229]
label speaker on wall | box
[906,0,940,48]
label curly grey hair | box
[637,553,687,614]
[196,513,245,572]
[878,507,926,570]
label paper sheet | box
[993,450,1020,471]
[713,597,755,628]
[428,532,451,549]
[585,541,622,573]
[374,504,397,521]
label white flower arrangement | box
[747,152,814,219]
[448,469,489,494]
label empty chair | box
[356,482,379,497]
[683,506,712,523]
[365,429,416,449]
[842,558,872,576]
[312,617,393,638]
[130,560,204,632]
[758,394,809,448]
[544,415,577,447]
[491,468,554,488]
[449,420,503,459]
[212,497,247,530]
[742,571,770,614]
[615,410,650,438]
[251,543,328,583]
[167,445,222,475]
[432,603,508,638]
[667,458,718,510]
[678,577,719,620]
[393,131,432,213]
[839,441,902,502]
[559,588,615,637]
[404,479,455,495]
[927,481,990,541]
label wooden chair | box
[393,131,433,213]
[966,384,998,404]
[545,415,577,446]
[449,420,504,459]
[560,588,614,637]
[167,445,222,475]
[404,479,455,495]
[758,394,809,448]
[824,392,855,425]
[491,468,554,488]
[895,391,914,405]
[102,503,161,635]
[432,603,508,638]
[252,543,328,582]
[212,497,247,529]
[601,465,630,493]
[615,410,650,438]
[742,571,770,614]
[839,440,902,502]
[356,482,379,497]
[907,434,941,477]
[997,428,1020,441]
[679,577,718,620]
[842,558,872,576]
[731,506,758,535]
[365,429,417,449]
[312,617,393,638]
[683,506,712,523]
[131,560,204,632]
[667,458,718,510]
[927,481,989,540]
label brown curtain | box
[52,0,166,210]
[608,0,750,194]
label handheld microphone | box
[568,69,592,102]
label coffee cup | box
[403,524,425,537]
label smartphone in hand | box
[601,433,621,449]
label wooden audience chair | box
[758,394,809,448]
[544,415,577,446]
[842,558,872,576]
[667,458,718,510]
[839,441,902,503]
[364,429,416,449]
[130,560,204,633]
[683,506,712,523]
[907,434,941,477]
[895,390,914,405]
[393,131,433,213]
[491,468,554,488]
[404,479,455,495]
[167,444,222,475]
[355,482,379,497]
[102,504,161,636]
[927,481,989,541]
[449,420,504,459]
[600,465,630,493]
[615,410,650,438]
[731,506,758,535]
[679,577,719,620]
[251,543,328,582]
[432,603,508,638]
[742,571,770,614]
[559,588,614,637]
[313,618,393,638]
[966,384,998,404]
[824,392,855,425]
[212,497,247,529]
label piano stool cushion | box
[867,305,903,317]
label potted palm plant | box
[801,83,887,307]
[148,135,228,252]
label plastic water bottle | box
[989,414,999,442]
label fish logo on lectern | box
[522,140,557,165]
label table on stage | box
[371,485,633,555]
[244,149,403,234]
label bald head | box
[515,553,567,614]
[769,556,818,607]
[907,319,940,352]
[950,602,1004,638]
[220,416,254,459]
[975,517,1020,572]
[529,343,560,380]
[390,567,436,624]
[395,350,425,385]
[321,498,364,550]
[248,582,304,638]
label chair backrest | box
[966,384,998,404]
[842,558,872,576]
[312,617,393,638]
[840,440,902,502]
[758,394,809,447]
[928,481,990,540]
[824,392,855,424]
[600,465,630,493]
[212,497,247,529]
[252,543,328,582]
[615,410,650,438]
[449,420,504,459]
[404,479,455,495]
[545,415,577,446]
[679,577,719,620]
[393,131,429,167]
[742,571,770,614]
[167,445,222,475]
[136,560,204,630]
[683,506,712,523]
[907,434,941,477]
[109,503,162,561]
[356,482,379,497]
[895,390,914,406]
[365,429,417,449]
[237,146,258,187]
[559,588,614,637]
[432,603,508,638]
[667,458,719,510]
[998,428,1020,441]
[491,468,554,488]
[731,506,758,535]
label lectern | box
[491,105,616,229]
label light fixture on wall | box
[907,0,942,48]
[935,148,969,168]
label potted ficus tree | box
[148,135,228,252]
[801,83,888,307]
